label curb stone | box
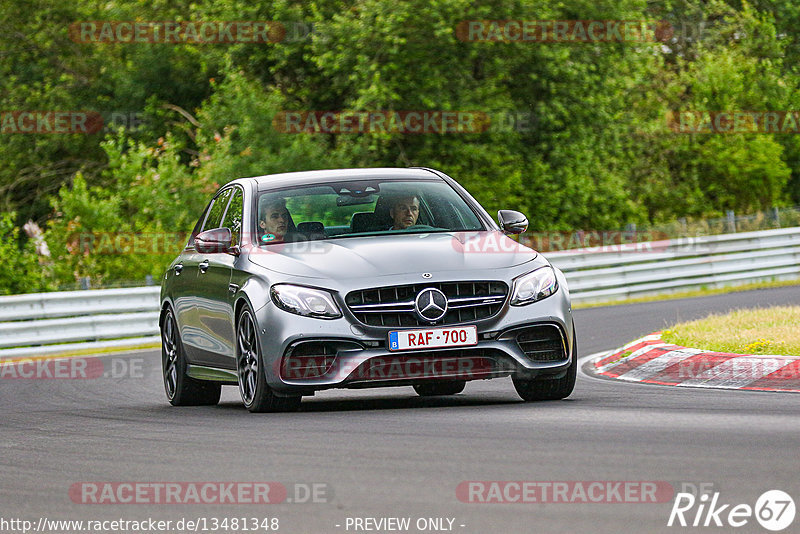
[593,332,800,392]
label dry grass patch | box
[661,306,800,356]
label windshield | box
[254,179,485,245]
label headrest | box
[351,212,377,233]
[297,221,324,234]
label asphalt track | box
[2,286,800,534]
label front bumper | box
[255,276,574,395]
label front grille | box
[345,281,508,327]
[515,325,567,362]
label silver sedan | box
[160,167,576,412]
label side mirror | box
[498,210,528,235]
[195,227,234,254]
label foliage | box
[45,137,204,286]
[2,0,800,291]
[0,213,50,294]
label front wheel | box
[161,307,221,406]
[236,307,301,413]
[413,380,466,396]
[513,330,577,401]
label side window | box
[202,188,232,232]
[221,188,243,246]
[188,200,213,247]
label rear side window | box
[202,188,233,232]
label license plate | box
[388,325,478,351]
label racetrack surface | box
[2,286,800,533]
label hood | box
[247,231,539,280]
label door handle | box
[173,263,183,275]
[198,260,209,273]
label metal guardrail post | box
[726,210,736,233]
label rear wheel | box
[413,380,466,396]
[513,330,577,401]
[236,307,301,413]
[161,307,221,406]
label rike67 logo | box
[668,489,795,531]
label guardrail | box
[1,227,799,359]
[545,226,800,301]
[0,287,161,359]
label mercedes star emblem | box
[415,288,448,322]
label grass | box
[573,278,800,309]
[661,306,800,356]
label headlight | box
[510,266,558,305]
[270,284,342,319]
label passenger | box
[389,194,420,230]
[259,198,294,243]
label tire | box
[236,306,301,413]
[512,330,577,401]
[161,307,221,406]
[413,380,466,396]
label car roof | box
[244,167,444,192]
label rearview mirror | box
[498,210,528,235]
[195,227,234,254]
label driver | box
[389,194,420,230]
